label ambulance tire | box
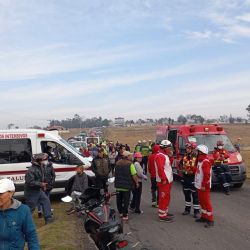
[233,183,243,188]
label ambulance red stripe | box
[0,167,77,175]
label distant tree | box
[246,104,250,118]
[7,123,15,129]
[190,114,205,124]
[31,125,42,129]
[101,119,110,127]
[229,114,235,124]
[236,117,243,123]
[125,120,134,126]
[177,115,187,124]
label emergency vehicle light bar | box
[217,126,223,131]
[189,127,195,132]
[37,133,45,138]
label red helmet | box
[186,142,197,149]
[217,140,224,146]
[134,152,143,158]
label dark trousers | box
[151,178,158,204]
[95,176,108,192]
[214,165,232,192]
[37,190,51,213]
[182,175,199,213]
[142,156,148,175]
[130,182,142,213]
[110,163,115,176]
[116,190,131,217]
[25,189,52,221]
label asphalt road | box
[118,179,250,250]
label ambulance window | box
[178,137,186,155]
[0,139,32,164]
[41,141,82,165]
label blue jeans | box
[25,189,52,221]
[37,190,51,213]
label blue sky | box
[0,0,250,128]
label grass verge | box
[29,201,83,250]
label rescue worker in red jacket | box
[155,140,174,222]
[181,142,200,218]
[148,144,160,207]
[195,145,214,228]
[213,140,231,195]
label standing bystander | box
[0,178,40,249]
[155,140,174,222]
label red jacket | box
[213,148,229,164]
[195,154,211,190]
[148,145,160,178]
[81,149,91,157]
[155,149,173,184]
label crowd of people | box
[0,137,232,248]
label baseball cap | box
[0,179,15,193]
[123,151,133,157]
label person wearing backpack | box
[92,148,111,192]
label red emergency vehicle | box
[156,124,246,187]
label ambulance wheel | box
[234,183,243,188]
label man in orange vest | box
[181,142,199,218]
[213,140,231,195]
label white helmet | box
[196,144,208,155]
[160,140,172,148]
[138,140,141,143]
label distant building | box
[114,117,125,127]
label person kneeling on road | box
[24,153,54,225]
[194,145,214,228]
[155,140,174,223]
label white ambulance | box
[0,129,94,196]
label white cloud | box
[0,44,148,81]
[1,53,243,104]
[185,1,250,42]
[236,12,250,22]
[185,30,213,40]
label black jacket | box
[115,159,133,190]
[92,155,110,177]
[25,162,45,191]
[44,162,56,191]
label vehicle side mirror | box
[234,144,240,152]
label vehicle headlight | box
[108,225,119,233]
[237,154,242,162]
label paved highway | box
[121,180,250,250]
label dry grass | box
[29,201,82,250]
[223,124,250,147]
[103,126,156,148]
